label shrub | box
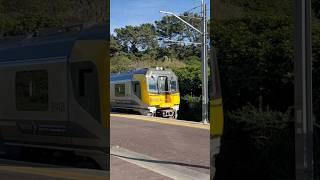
[215,105,295,180]
[178,95,202,122]
[110,55,133,73]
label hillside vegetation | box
[0,0,106,37]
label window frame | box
[115,83,126,97]
[15,69,49,111]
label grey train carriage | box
[0,24,109,170]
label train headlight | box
[156,67,164,71]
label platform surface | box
[111,114,210,180]
[0,114,210,180]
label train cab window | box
[115,84,125,97]
[158,76,168,93]
[148,77,158,93]
[170,80,178,92]
[133,81,141,99]
[16,70,48,111]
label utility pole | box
[160,0,209,124]
[294,0,313,179]
[201,0,209,124]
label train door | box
[71,62,101,123]
[68,29,109,169]
[133,81,141,99]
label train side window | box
[16,70,48,111]
[115,84,125,97]
[133,81,141,99]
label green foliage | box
[155,12,201,43]
[211,14,294,111]
[174,65,202,96]
[216,105,295,180]
[110,35,122,57]
[185,56,201,65]
[211,2,298,179]
[178,95,202,122]
[313,25,320,122]
[314,0,320,19]
[0,0,106,37]
[110,54,187,74]
[114,24,158,54]
[110,55,133,73]
[229,0,292,16]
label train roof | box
[0,24,107,64]
[111,68,176,82]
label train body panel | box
[111,68,180,118]
[0,59,70,145]
[0,24,108,170]
[210,98,224,136]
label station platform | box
[0,114,210,180]
[111,113,210,180]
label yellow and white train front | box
[135,68,180,118]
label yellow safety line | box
[0,166,109,180]
[110,114,210,130]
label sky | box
[111,0,210,33]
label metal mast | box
[201,0,209,124]
[294,0,313,179]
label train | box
[0,24,109,170]
[110,67,180,118]
[210,47,224,180]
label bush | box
[110,55,133,73]
[215,105,295,180]
[174,65,202,96]
[178,95,202,122]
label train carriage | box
[0,24,109,170]
[210,47,224,180]
[110,67,180,118]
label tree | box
[114,23,158,54]
[110,35,122,57]
[155,12,202,61]
[0,0,106,37]
[229,0,292,16]
[156,12,202,43]
[211,14,294,111]
[174,64,202,96]
[313,0,320,19]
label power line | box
[185,5,201,13]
